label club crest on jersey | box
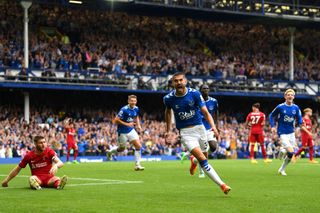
[292,110,296,115]
[175,105,179,109]
[209,106,214,110]
[189,101,194,107]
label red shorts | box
[36,174,55,187]
[67,141,77,150]
[249,133,264,143]
[301,137,313,147]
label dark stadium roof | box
[29,0,320,29]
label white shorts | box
[118,129,139,144]
[280,133,296,149]
[180,125,208,152]
[206,129,217,142]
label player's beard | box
[36,144,46,153]
[176,85,185,95]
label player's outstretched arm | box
[1,165,22,187]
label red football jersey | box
[19,147,57,176]
[246,112,265,134]
[301,117,312,138]
[66,127,76,143]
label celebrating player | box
[1,136,68,190]
[269,89,303,176]
[181,84,220,178]
[246,103,272,164]
[64,118,79,164]
[164,72,231,195]
[292,108,318,164]
[107,95,144,171]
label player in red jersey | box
[65,118,79,164]
[293,108,318,164]
[246,103,272,164]
[1,136,68,190]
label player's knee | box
[287,152,294,159]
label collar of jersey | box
[284,102,294,107]
[174,88,188,97]
[127,105,135,109]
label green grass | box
[0,159,319,213]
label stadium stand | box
[0,104,319,160]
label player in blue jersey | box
[164,73,231,195]
[269,89,303,176]
[181,84,220,178]
[107,95,144,171]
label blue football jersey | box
[202,97,218,130]
[163,88,205,130]
[269,103,302,135]
[117,105,139,134]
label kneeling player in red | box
[1,136,68,190]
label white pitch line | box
[0,174,143,184]
[68,181,143,187]
[69,177,137,182]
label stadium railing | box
[135,0,320,18]
[0,68,319,97]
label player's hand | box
[271,127,277,134]
[1,180,8,187]
[49,165,58,175]
[136,125,142,133]
[211,127,220,141]
[127,122,135,127]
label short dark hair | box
[172,72,185,79]
[200,84,209,90]
[34,136,45,144]
[252,103,260,109]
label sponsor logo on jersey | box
[284,115,294,122]
[178,110,196,120]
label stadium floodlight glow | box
[69,0,82,4]
[21,1,32,9]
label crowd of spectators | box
[0,1,320,82]
[0,105,319,160]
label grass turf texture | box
[0,159,319,213]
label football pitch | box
[0,159,319,213]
